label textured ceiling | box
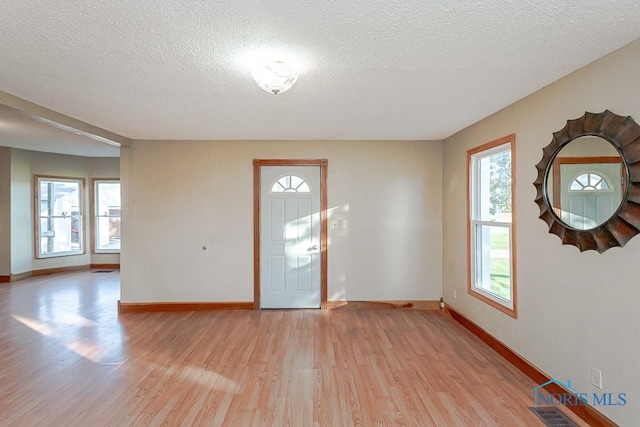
[0,0,639,143]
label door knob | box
[308,244,319,251]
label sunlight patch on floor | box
[12,314,57,338]
[12,314,105,363]
[178,364,239,392]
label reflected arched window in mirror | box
[569,172,611,191]
[270,175,311,193]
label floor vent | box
[93,270,114,273]
[529,407,579,427]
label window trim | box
[34,175,86,259]
[92,178,121,254]
[466,134,518,318]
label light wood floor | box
[0,270,586,426]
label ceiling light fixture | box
[251,59,298,95]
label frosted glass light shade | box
[251,60,298,95]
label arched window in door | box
[270,175,311,193]
[569,172,612,191]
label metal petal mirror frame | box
[534,110,640,252]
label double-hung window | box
[94,180,121,253]
[468,135,517,317]
[36,176,85,258]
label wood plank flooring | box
[0,271,587,426]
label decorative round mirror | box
[534,110,640,252]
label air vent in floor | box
[529,407,579,427]
[93,270,114,273]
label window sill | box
[468,288,517,318]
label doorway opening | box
[253,159,328,309]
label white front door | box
[559,163,622,229]
[260,166,321,309]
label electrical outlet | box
[591,367,602,389]
[453,289,457,299]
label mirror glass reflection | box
[546,136,625,230]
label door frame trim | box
[253,159,328,310]
[551,156,623,212]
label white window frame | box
[467,135,517,318]
[35,175,85,259]
[93,179,121,254]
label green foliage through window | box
[489,150,512,215]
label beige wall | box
[120,140,443,303]
[443,38,640,425]
[10,149,32,274]
[8,149,119,274]
[555,135,619,157]
[0,147,10,275]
